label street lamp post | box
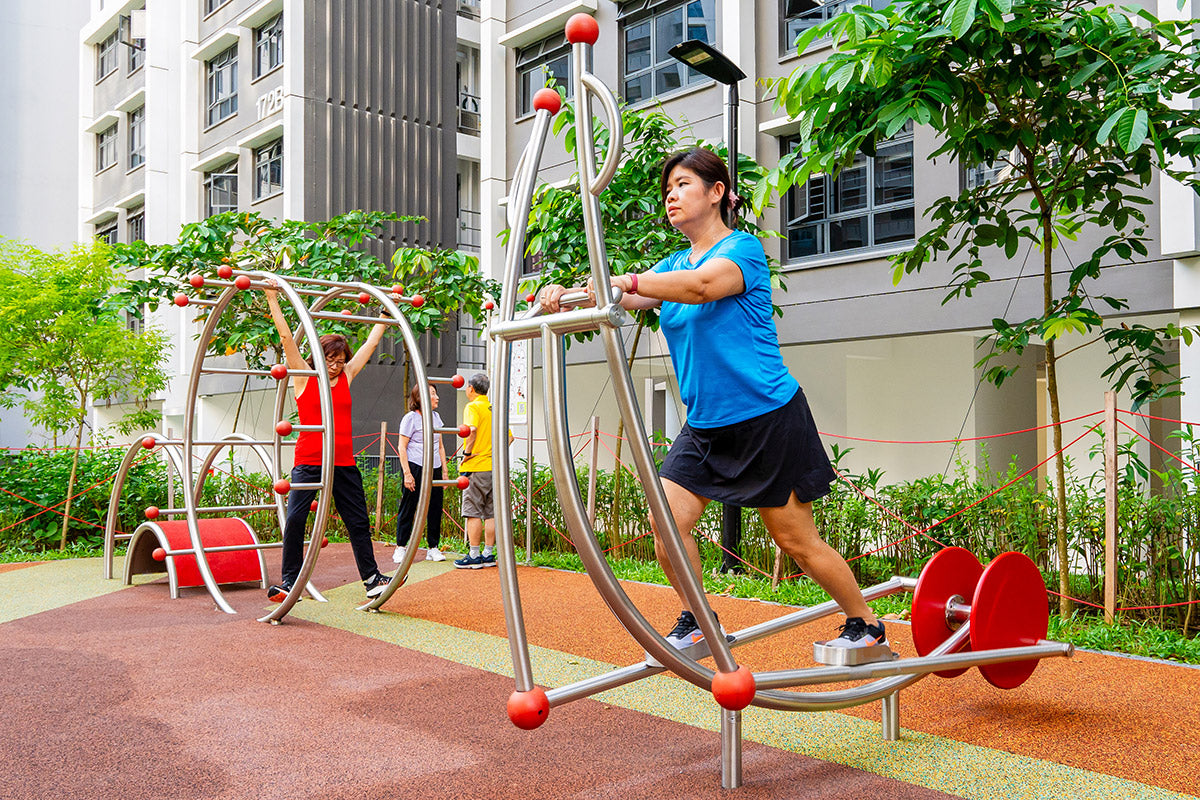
[667,39,748,572]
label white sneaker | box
[392,546,406,564]
[425,547,446,562]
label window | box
[97,30,119,80]
[128,38,145,73]
[128,107,145,169]
[96,223,119,245]
[254,140,283,199]
[97,124,118,172]
[781,0,896,53]
[515,34,572,116]
[206,45,238,127]
[205,0,230,14]
[254,14,283,77]
[619,0,716,105]
[204,160,238,217]
[127,208,145,242]
[782,124,914,261]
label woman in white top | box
[393,385,449,562]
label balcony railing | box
[458,207,481,253]
[458,91,480,135]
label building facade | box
[479,0,1200,485]
[79,0,485,455]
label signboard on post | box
[510,339,528,425]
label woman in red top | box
[265,280,391,601]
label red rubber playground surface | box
[1,543,1198,800]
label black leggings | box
[395,462,443,548]
[281,464,380,586]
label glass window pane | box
[686,0,716,44]
[655,63,686,95]
[624,73,651,105]
[873,207,915,245]
[546,55,569,90]
[829,216,868,251]
[655,8,684,65]
[625,21,651,74]
[788,224,822,259]
[874,143,914,206]
[832,161,868,213]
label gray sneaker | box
[825,617,887,648]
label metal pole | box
[587,415,599,526]
[881,691,900,741]
[525,360,535,565]
[165,426,174,509]
[720,709,743,790]
[1104,390,1117,624]
[726,81,738,227]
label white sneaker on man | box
[392,546,406,564]
[425,547,446,562]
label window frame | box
[515,34,573,117]
[780,124,916,263]
[618,0,717,106]
[779,0,895,55]
[127,208,146,243]
[96,223,119,245]
[96,124,119,173]
[253,13,284,79]
[128,107,146,170]
[253,139,284,201]
[204,160,239,218]
[205,44,239,128]
[97,30,120,81]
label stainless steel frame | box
[487,15,1076,792]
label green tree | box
[764,0,1200,612]
[113,211,499,423]
[0,240,169,550]
[514,99,783,542]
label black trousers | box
[281,464,380,586]
[395,462,444,548]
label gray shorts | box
[460,470,494,519]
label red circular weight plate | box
[911,547,983,678]
[971,551,1049,689]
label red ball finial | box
[144,506,160,520]
[141,436,156,449]
[532,88,562,116]
[152,547,167,562]
[507,687,550,730]
[275,420,293,436]
[565,13,599,45]
[321,537,329,548]
[451,374,465,389]
[711,666,757,711]
[173,293,189,307]
[410,294,425,308]
[234,275,252,290]
[217,265,233,279]
[458,424,471,438]
[391,284,404,295]
[189,274,205,288]
[273,479,291,495]
[270,364,288,380]
[340,308,353,315]
[310,500,318,512]
[358,292,371,305]
[483,300,495,311]
[525,292,536,303]
[456,475,471,490]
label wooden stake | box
[375,420,388,539]
[1104,391,1118,624]
[772,545,784,591]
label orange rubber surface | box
[383,565,1200,796]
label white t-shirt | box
[398,410,444,468]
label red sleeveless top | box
[293,376,354,466]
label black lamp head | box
[667,40,746,85]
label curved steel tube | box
[103,435,163,580]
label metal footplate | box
[812,641,898,666]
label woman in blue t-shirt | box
[540,147,886,654]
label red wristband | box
[628,273,638,295]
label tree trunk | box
[231,374,250,432]
[59,407,88,551]
[1042,212,1073,617]
[607,319,645,554]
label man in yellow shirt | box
[455,373,513,569]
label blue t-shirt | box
[652,230,798,428]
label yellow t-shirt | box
[462,395,494,472]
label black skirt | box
[659,387,836,507]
